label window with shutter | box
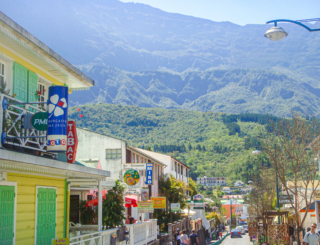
[13,62,28,102]
[28,70,38,102]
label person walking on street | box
[174,229,180,245]
[216,228,220,240]
[188,230,199,245]
[176,231,181,245]
[180,230,188,245]
[303,223,320,245]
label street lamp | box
[265,18,320,41]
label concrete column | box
[168,223,173,242]
[98,180,102,231]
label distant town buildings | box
[234,180,245,187]
[197,176,226,186]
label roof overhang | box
[127,146,167,168]
[0,11,94,89]
[0,149,110,179]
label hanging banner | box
[141,188,149,201]
[145,163,153,185]
[137,201,154,213]
[123,169,140,186]
[171,203,180,212]
[67,121,78,163]
[47,86,68,152]
[151,197,166,209]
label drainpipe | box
[98,180,102,231]
[66,182,71,238]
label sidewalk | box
[207,227,230,244]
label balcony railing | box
[69,220,158,245]
[0,93,48,152]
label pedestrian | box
[303,223,320,245]
[176,231,181,245]
[188,229,199,245]
[216,228,220,240]
[181,230,188,245]
[174,228,180,245]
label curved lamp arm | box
[266,19,320,32]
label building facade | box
[0,11,112,245]
[136,148,190,185]
[197,176,226,187]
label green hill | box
[70,103,273,183]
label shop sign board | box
[52,238,69,245]
[122,163,147,170]
[123,169,140,186]
[151,197,166,209]
[141,188,149,201]
[171,203,180,212]
[193,194,204,203]
[66,121,78,163]
[31,112,48,130]
[124,189,141,195]
[145,163,153,185]
[279,194,294,204]
[47,86,68,152]
[137,201,154,213]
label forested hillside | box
[70,104,272,183]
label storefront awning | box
[299,201,320,212]
[125,197,137,208]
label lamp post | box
[265,18,320,41]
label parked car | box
[243,225,248,233]
[231,228,242,238]
[236,226,245,235]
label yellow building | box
[0,11,110,245]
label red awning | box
[85,195,106,207]
[125,197,137,208]
[86,196,137,208]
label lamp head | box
[264,26,288,41]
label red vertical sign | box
[67,121,78,163]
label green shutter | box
[13,62,28,102]
[36,188,56,245]
[0,185,15,245]
[28,70,38,102]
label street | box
[220,233,251,245]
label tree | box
[188,178,198,198]
[102,180,126,228]
[261,114,320,244]
[245,167,276,217]
[159,174,190,222]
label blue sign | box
[47,86,68,152]
[145,163,153,185]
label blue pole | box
[266,19,320,32]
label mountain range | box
[2,0,320,116]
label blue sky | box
[120,0,320,25]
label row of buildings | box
[0,11,190,245]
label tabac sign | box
[66,121,78,163]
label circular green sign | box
[31,112,48,131]
[123,169,140,186]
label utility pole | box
[230,199,232,229]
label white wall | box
[76,128,126,179]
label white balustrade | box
[69,220,157,245]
